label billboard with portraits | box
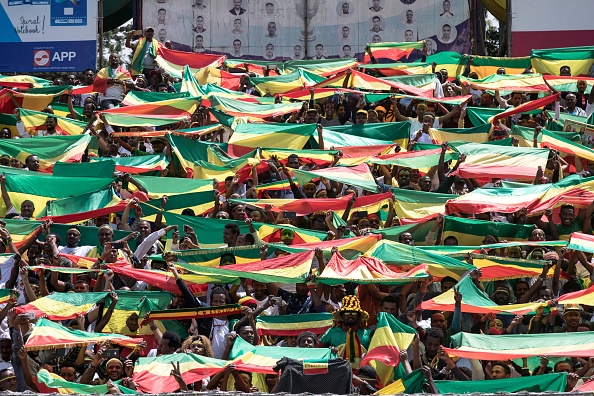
[142,0,470,61]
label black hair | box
[425,327,444,342]
[210,285,230,303]
[181,208,195,216]
[380,295,398,306]
[162,331,182,350]
[224,223,240,236]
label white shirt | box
[211,318,230,359]
[58,245,94,256]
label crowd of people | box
[1,32,594,395]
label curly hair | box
[181,334,214,358]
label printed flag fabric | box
[94,66,132,94]
[360,62,433,77]
[459,74,550,92]
[418,276,546,315]
[530,46,594,77]
[441,216,536,246]
[100,97,200,127]
[318,252,429,285]
[389,188,457,224]
[176,251,315,285]
[567,232,594,255]
[364,41,424,63]
[317,69,433,97]
[256,313,334,336]
[17,108,86,136]
[371,147,458,171]
[121,91,190,106]
[142,304,244,324]
[139,191,215,220]
[229,122,316,151]
[249,69,326,96]
[360,312,416,386]
[540,129,594,162]
[154,46,225,78]
[91,154,170,174]
[229,336,333,374]
[25,318,142,351]
[36,190,148,224]
[131,174,213,198]
[209,95,302,119]
[15,292,109,320]
[471,254,565,281]
[468,55,532,78]
[231,192,393,217]
[375,369,426,394]
[282,58,358,77]
[445,330,594,359]
[108,264,208,295]
[292,163,379,193]
[0,133,91,171]
[133,353,227,393]
[543,75,594,93]
[445,174,594,215]
[435,373,567,394]
[369,240,474,278]
[490,92,561,123]
[36,370,135,395]
[163,212,327,248]
[0,87,66,113]
[452,142,550,180]
[323,122,411,147]
[193,67,242,91]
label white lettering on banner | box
[52,51,77,62]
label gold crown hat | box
[333,295,369,325]
[563,303,582,315]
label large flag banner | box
[15,292,109,320]
[25,318,142,351]
[360,312,416,386]
[256,313,333,336]
[364,41,424,63]
[445,330,594,359]
[134,353,227,393]
[435,373,567,394]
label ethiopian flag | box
[471,254,563,281]
[292,163,379,192]
[446,330,594,359]
[0,133,90,171]
[194,67,241,90]
[543,75,594,93]
[360,312,416,387]
[250,69,325,96]
[163,212,326,248]
[0,87,66,113]
[109,264,208,295]
[18,108,86,135]
[101,97,200,127]
[91,154,170,174]
[230,336,333,374]
[468,55,531,78]
[375,369,426,394]
[36,370,135,395]
[459,74,549,92]
[317,69,432,97]
[419,276,546,316]
[283,58,358,77]
[364,41,424,63]
[134,353,227,393]
[390,188,456,224]
[540,129,594,162]
[93,66,132,94]
[530,46,594,77]
[256,313,333,336]
[229,122,316,152]
[155,46,225,79]
[318,253,429,285]
[15,292,109,320]
[360,62,433,77]
[367,240,474,278]
[209,94,302,119]
[567,232,594,255]
[131,174,213,198]
[176,251,315,285]
[452,142,550,180]
[25,317,142,351]
[441,216,535,246]
[436,373,567,394]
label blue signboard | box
[0,0,97,72]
